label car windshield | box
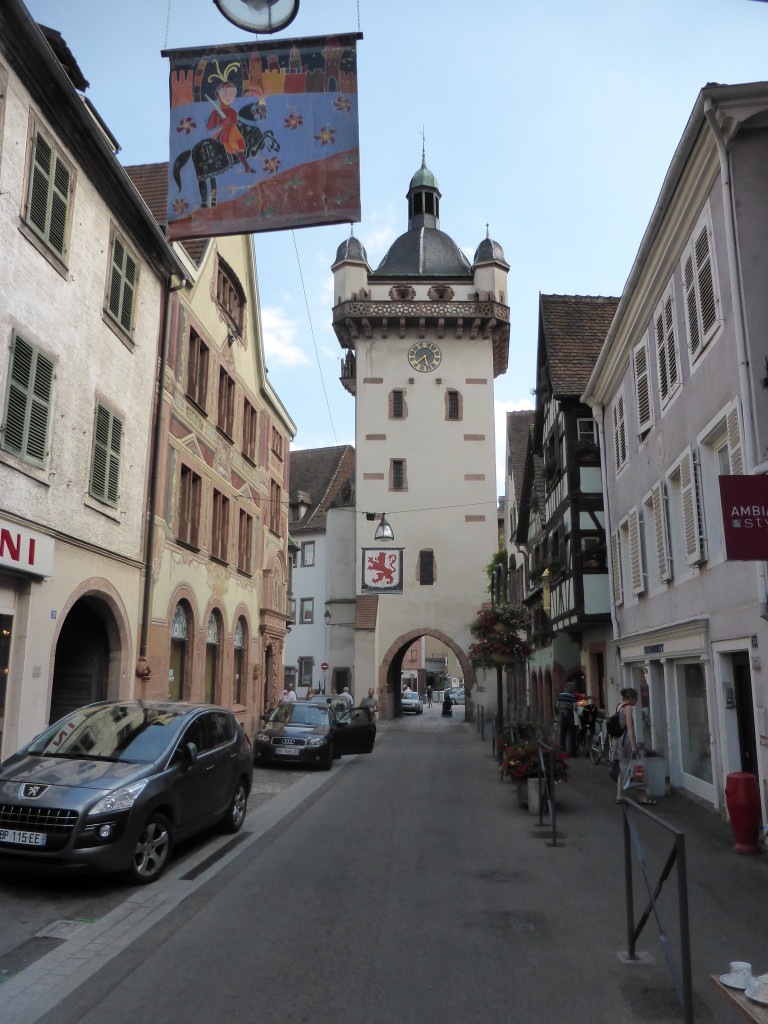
[27,703,189,763]
[271,704,330,726]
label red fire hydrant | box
[725,772,762,854]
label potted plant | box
[501,741,569,813]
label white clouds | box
[259,307,310,369]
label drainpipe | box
[138,276,187,684]
[704,99,768,618]
[592,405,619,640]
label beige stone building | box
[331,157,509,719]
[127,165,295,737]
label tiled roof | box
[539,294,619,396]
[289,445,355,533]
[355,594,378,630]
[124,162,209,267]
[506,410,535,508]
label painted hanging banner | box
[361,549,403,594]
[164,33,361,240]
[719,475,768,559]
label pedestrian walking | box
[426,684,433,708]
[280,683,297,703]
[611,687,655,805]
[556,681,579,756]
[361,687,378,716]
[339,685,354,707]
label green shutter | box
[90,403,122,506]
[2,336,53,465]
[26,131,69,257]
[107,237,136,333]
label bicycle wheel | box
[589,733,603,765]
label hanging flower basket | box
[491,652,512,664]
[467,603,531,669]
[493,623,508,635]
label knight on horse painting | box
[173,61,280,210]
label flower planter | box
[491,652,512,664]
[527,776,543,816]
[516,781,527,806]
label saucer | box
[745,982,768,1005]
[720,973,751,990]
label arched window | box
[205,613,220,704]
[170,602,189,701]
[233,617,246,705]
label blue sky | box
[24,0,768,492]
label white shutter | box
[664,296,679,393]
[628,508,645,595]
[633,337,653,437]
[695,222,718,345]
[612,394,627,472]
[726,405,744,477]
[683,248,701,358]
[610,530,623,607]
[651,481,671,582]
[655,307,669,402]
[680,446,704,566]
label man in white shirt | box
[339,686,354,707]
[280,683,297,703]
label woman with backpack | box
[611,687,656,805]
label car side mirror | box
[183,741,198,767]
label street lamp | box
[366,512,395,542]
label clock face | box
[408,341,442,373]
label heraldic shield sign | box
[362,549,403,594]
[164,33,361,241]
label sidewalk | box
[472,727,768,1023]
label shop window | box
[677,662,713,784]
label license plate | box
[0,828,47,847]
[274,747,301,757]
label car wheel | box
[222,778,249,833]
[127,812,173,885]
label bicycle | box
[589,718,613,765]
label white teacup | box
[724,961,753,989]
[749,971,768,998]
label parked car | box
[445,687,466,705]
[401,690,423,714]
[0,700,253,884]
[254,701,376,769]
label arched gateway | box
[331,154,510,725]
[379,629,475,719]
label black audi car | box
[0,701,253,884]
[254,701,376,769]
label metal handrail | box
[620,798,692,1024]
[534,740,559,847]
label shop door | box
[732,653,758,776]
[50,602,109,724]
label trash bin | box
[725,772,761,854]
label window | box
[233,618,246,704]
[24,124,72,260]
[391,390,404,419]
[2,334,54,467]
[419,549,434,585]
[666,447,705,573]
[269,479,282,534]
[205,614,220,704]
[697,402,744,563]
[169,602,189,701]
[242,399,258,463]
[238,508,253,574]
[654,286,681,410]
[682,207,720,363]
[178,464,202,547]
[105,230,138,336]
[577,418,597,445]
[611,393,627,475]
[212,489,230,562]
[301,541,315,567]
[632,336,653,439]
[447,390,460,421]
[216,261,244,334]
[390,458,407,491]
[217,367,235,437]
[271,426,283,459]
[90,402,122,506]
[186,329,209,410]
[300,598,314,624]
[298,657,313,689]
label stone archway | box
[378,627,475,721]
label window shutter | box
[655,308,669,401]
[90,404,122,506]
[683,250,701,358]
[651,481,671,582]
[27,350,54,464]
[680,446,704,566]
[726,406,744,476]
[3,336,53,465]
[108,237,136,333]
[664,296,678,393]
[28,133,52,237]
[633,339,652,436]
[695,223,717,342]
[27,132,70,257]
[49,157,70,256]
[610,530,623,607]
[628,508,644,595]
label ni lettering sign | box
[165,33,361,240]
[719,475,768,560]
[362,549,403,594]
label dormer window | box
[215,258,245,334]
